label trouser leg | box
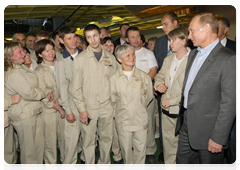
[162,113,179,164]
[62,112,81,164]
[57,115,65,163]
[133,129,148,164]
[42,113,58,164]
[12,116,39,164]
[146,98,157,155]
[4,125,15,170]
[112,119,122,161]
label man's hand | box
[157,84,168,93]
[66,113,76,123]
[208,139,223,153]
[11,94,21,104]
[80,111,92,125]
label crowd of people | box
[4,12,236,164]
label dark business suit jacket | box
[175,42,236,150]
[154,35,168,72]
[115,37,121,47]
[226,38,236,52]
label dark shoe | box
[114,159,123,169]
[146,155,156,164]
[13,162,22,170]
[81,159,85,164]
[158,152,164,162]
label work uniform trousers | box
[57,111,81,164]
[154,96,160,138]
[146,98,157,155]
[41,112,58,164]
[80,103,113,164]
[162,113,179,164]
[112,119,122,161]
[176,110,225,164]
[12,114,44,164]
[117,128,148,164]
[4,125,18,164]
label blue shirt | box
[183,39,219,109]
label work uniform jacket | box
[110,66,153,132]
[4,62,51,122]
[72,45,118,112]
[154,52,189,115]
[35,61,59,114]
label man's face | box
[13,33,26,47]
[59,33,77,51]
[188,16,207,48]
[26,36,36,50]
[119,25,130,38]
[76,37,83,50]
[85,29,101,52]
[161,15,178,35]
[126,30,141,50]
[217,20,228,40]
[52,34,62,51]
[100,29,110,40]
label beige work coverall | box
[110,66,153,164]
[72,45,117,164]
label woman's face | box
[10,46,26,63]
[103,40,114,54]
[39,44,56,63]
[169,37,186,52]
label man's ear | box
[59,37,64,44]
[224,27,229,34]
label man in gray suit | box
[175,13,236,164]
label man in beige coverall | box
[72,24,117,164]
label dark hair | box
[51,32,59,41]
[35,39,55,64]
[84,24,101,37]
[140,34,145,44]
[125,26,140,39]
[119,23,129,30]
[217,17,230,28]
[36,30,49,38]
[100,27,111,34]
[163,12,179,25]
[101,37,115,47]
[26,32,36,39]
[59,26,76,40]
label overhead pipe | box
[50,5,82,37]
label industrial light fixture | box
[157,26,163,29]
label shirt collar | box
[62,47,82,59]
[220,37,227,47]
[197,38,219,56]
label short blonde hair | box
[115,44,135,59]
[4,41,22,71]
[168,27,189,47]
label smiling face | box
[85,29,101,52]
[38,44,56,64]
[103,40,114,54]
[126,30,141,50]
[118,48,136,71]
[10,46,26,63]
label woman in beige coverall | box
[110,44,153,164]
[4,42,53,164]
[35,39,65,164]
[154,27,190,164]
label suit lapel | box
[182,49,198,89]
[191,43,222,86]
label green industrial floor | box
[55,139,229,170]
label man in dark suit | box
[115,23,130,47]
[217,17,236,164]
[217,17,236,52]
[175,13,236,164]
[153,12,179,162]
